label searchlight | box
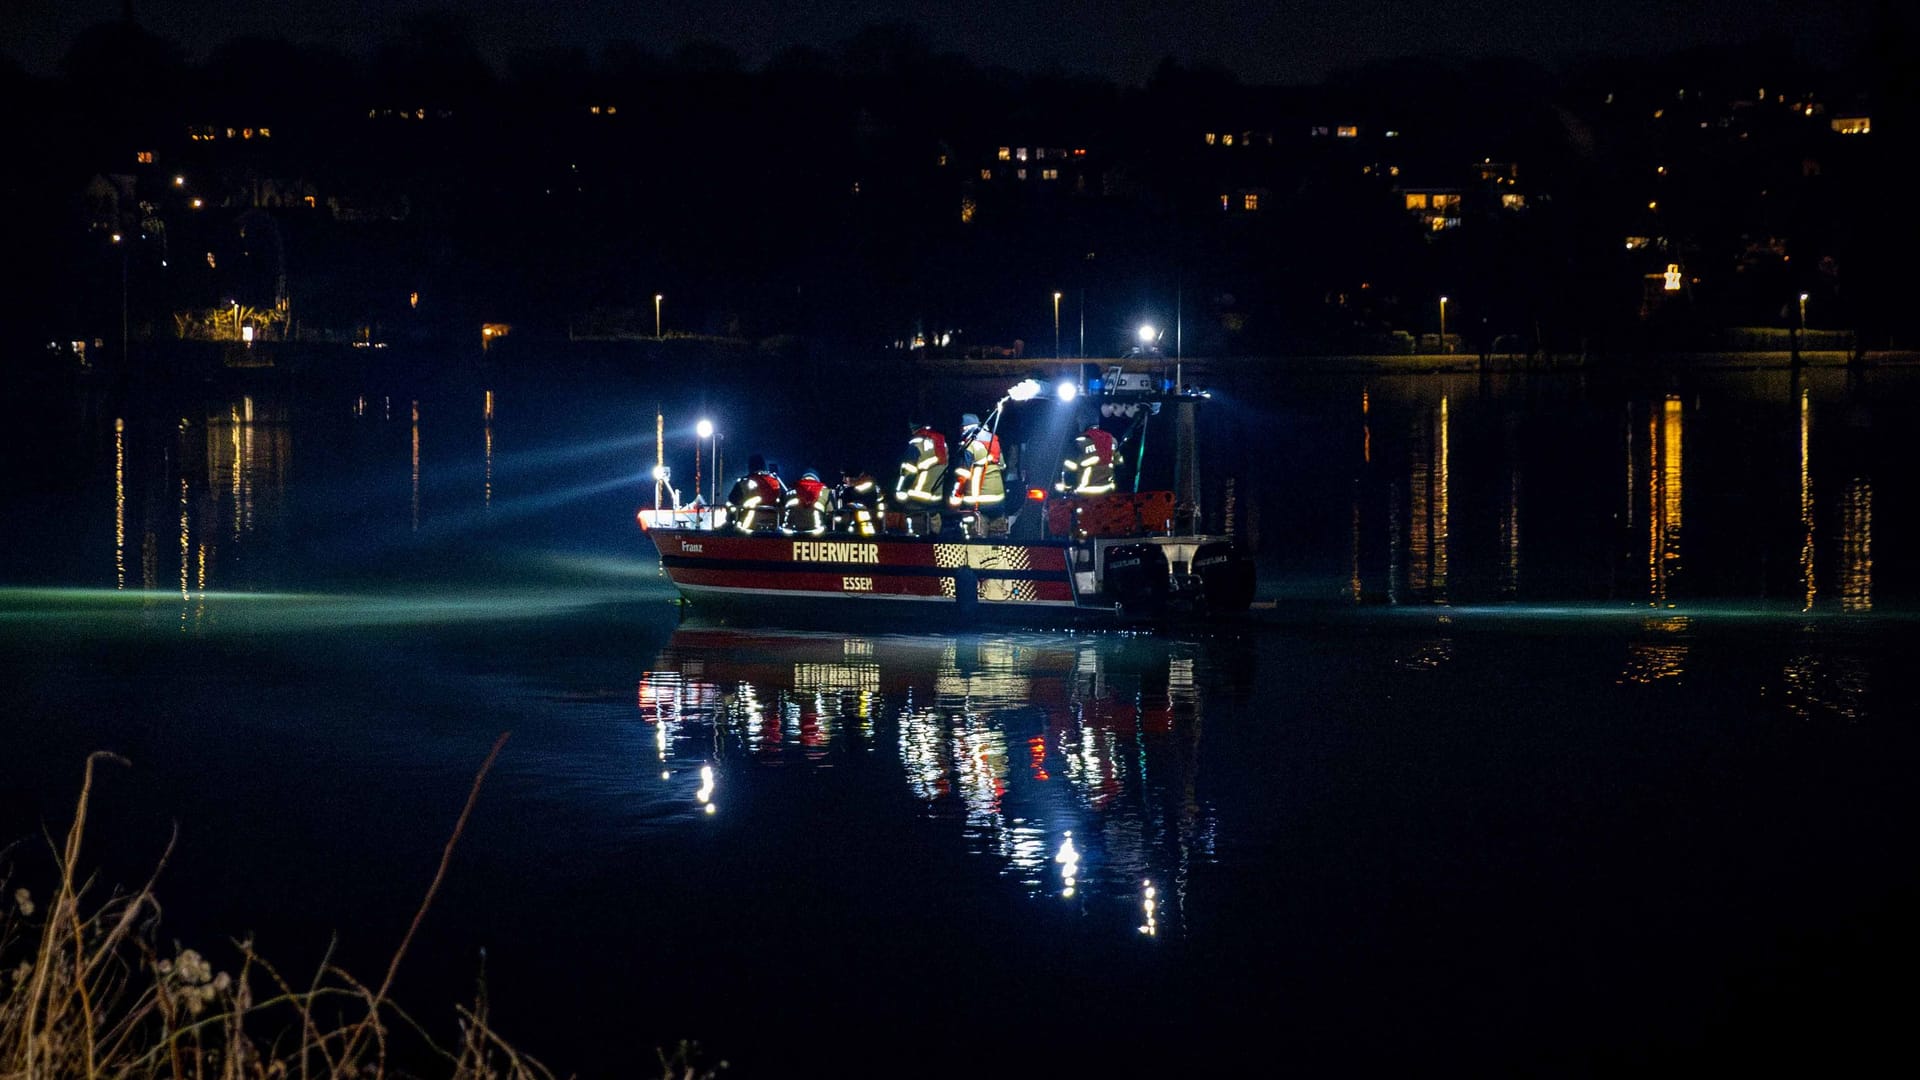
[1055,380,1078,402]
[1006,378,1044,402]
[696,418,714,439]
[1137,323,1157,344]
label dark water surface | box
[3,357,1917,1074]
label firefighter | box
[835,467,886,537]
[948,412,1006,534]
[1055,425,1120,496]
[725,454,783,533]
[894,421,947,534]
[780,469,832,536]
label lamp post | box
[111,233,127,363]
[1799,292,1808,333]
[696,418,714,521]
[1439,295,1449,354]
[654,294,664,339]
[1053,291,1062,360]
[1078,289,1085,360]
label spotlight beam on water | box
[0,585,655,633]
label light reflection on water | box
[635,627,1221,935]
[8,366,1909,616]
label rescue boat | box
[636,371,1257,623]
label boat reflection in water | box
[636,624,1236,934]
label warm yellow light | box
[191,198,203,208]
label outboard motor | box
[1191,541,1256,613]
[1102,543,1168,616]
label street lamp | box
[1799,292,1809,332]
[1052,291,1063,359]
[111,233,128,362]
[1439,296,1449,353]
[654,294,664,339]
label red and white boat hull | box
[645,529,1082,612]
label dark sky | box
[1,0,1881,84]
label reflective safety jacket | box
[895,428,949,505]
[835,474,886,537]
[780,474,832,536]
[726,472,785,533]
[948,428,1006,509]
[1055,427,1119,496]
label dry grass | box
[1,740,724,1080]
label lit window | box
[590,106,602,115]
[242,128,253,139]
[135,151,154,164]
[226,128,236,138]
[605,106,616,115]
[997,147,1011,161]
[1016,147,1028,161]
[1385,130,1400,138]
[937,154,948,166]
[1243,193,1259,210]
[1405,193,1429,210]
[1072,148,1086,157]
[1389,165,1400,176]
[1205,133,1216,145]
[1624,236,1652,250]
[1336,125,1358,138]
[1222,133,1234,147]
[1432,194,1461,211]
[960,197,976,224]
[303,195,316,207]
[1042,168,1059,180]
[258,127,270,138]
[980,168,992,181]
[1310,125,1329,137]
[1016,168,1026,180]
[1831,116,1870,135]
[1501,193,1526,209]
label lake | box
[2,354,1915,1073]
